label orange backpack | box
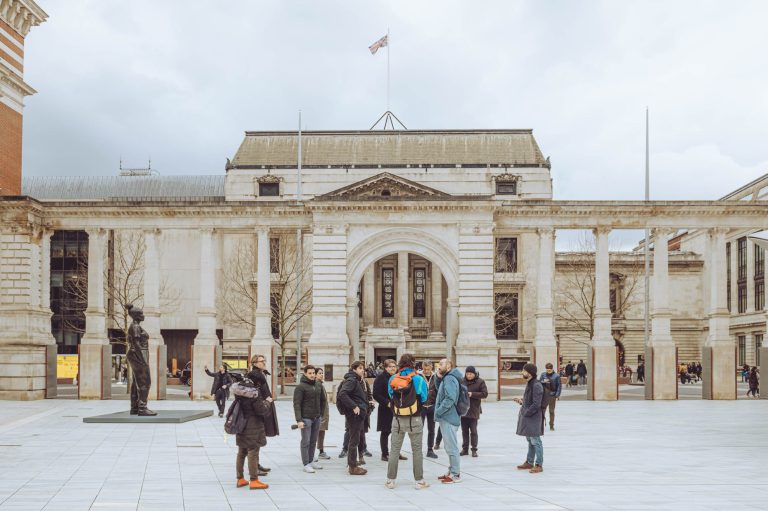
[389,372,419,416]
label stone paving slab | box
[82,410,212,424]
[0,398,765,510]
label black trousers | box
[461,417,478,451]
[435,425,443,446]
[422,408,436,449]
[379,430,391,456]
[343,423,368,451]
[128,348,151,411]
[214,389,227,414]
[345,414,365,468]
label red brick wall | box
[0,102,23,195]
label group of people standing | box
[563,360,588,387]
[742,364,760,397]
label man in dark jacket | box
[539,362,561,431]
[421,362,439,459]
[373,359,400,461]
[513,363,545,473]
[247,354,277,475]
[576,359,588,386]
[293,365,327,472]
[564,361,574,387]
[460,366,488,457]
[337,361,369,475]
[205,364,233,417]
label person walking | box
[747,366,759,398]
[514,363,545,473]
[205,364,232,417]
[384,354,430,490]
[234,371,271,489]
[315,368,331,460]
[637,361,645,383]
[539,363,561,431]
[434,358,464,484]
[373,359,402,461]
[247,354,278,476]
[576,359,588,386]
[564,361,574,387]
[293,365,327,473]
[337,361,369,475]
[421,362,438,459]
[460,366,488,457]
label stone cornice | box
[0,60,35,95]
[0,0,47,37]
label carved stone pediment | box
[256,174,282,184]
[318,172,450,200]
[492,173,519,183]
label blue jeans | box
[526,435,543,466]
[438,421,460,476]
[300,417,321,466]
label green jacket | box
[293,376,327,421]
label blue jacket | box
[539,371,561,398]
[387,368,429,403]
[434,368,464,426]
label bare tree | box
[221,235,312,394]
[555,233,643,347]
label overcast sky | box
[21,0,768,202]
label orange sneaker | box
[236,478,248,488]
[249,479,269,490]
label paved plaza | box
[0,397,766,511]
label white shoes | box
[385,479,396,489]
[415,479,430,490]
[303,464,316,473]
[311,462,323,470]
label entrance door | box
[374,348,397,365]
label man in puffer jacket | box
[460,366,488,457]
[293,365,327,473]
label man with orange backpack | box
[384,353,430,490]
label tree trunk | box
[279,342,286,395]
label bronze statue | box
[127,304,157,416]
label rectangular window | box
[494,292,519,340]
[51,230,88,355]
[269,237,280,273]
[738,335,746,366]
[755,245,764,311]
[495,237,518,273]
[496,181,517,195]
[757,334,762,366]
[756,280,765,312]
[413,268,426,318]
[381,268,395,318]
[737,238,748,313]
[259,182,280,197]
[726,242,731,312]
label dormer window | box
[496,180,517,195]
[259,183,279,196]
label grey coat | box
[516,378,545,437]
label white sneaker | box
[311,462,323,470]
[385,479,396,489]
[415,479,430,490]
[303,464,316,473]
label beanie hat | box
[523,363,538,377]
[465,366,477,375]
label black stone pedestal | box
[83,410,212,423]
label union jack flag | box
[368,34,388,55]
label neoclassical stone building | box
[3,129,768,402]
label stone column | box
[308,224,350,385]
[191,228,219,400]
[363,264,375,328]
[762,250,768,399]
[455,223,498,400]
[589,227,617,400]
[80,228,111,399]
[445,297,459,358]
[431,264,443,334]
[347,297,360,362]
[41,230,57,398]
[397,252,409,328]
[646,228,676,400]
[143,229,166,401]
[251,227,274,363]
[534,227,557,371]
[703,227,736,399]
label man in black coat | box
[421,362,439,459]
[373,359,402,461]
[337,361,370,475]
[513,363,545,473]
[247,354,278,475]
[576,359,588,386]
[460,366,488,457]
[205,364,233,417]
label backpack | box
[224,399,246,435]
[231,380,271,417]
[335,380,349,415]
[446,373,470,417]
[389,372,419,416]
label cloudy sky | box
[21,0,768,202]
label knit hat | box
[523,363,538,377]
[465,366,477,376]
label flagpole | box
[643,108,650,358]
[386,27,390,112]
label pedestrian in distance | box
[205,364,233,417]
[539,362,561,431]
[293,365,327,473]
[315,367,331,460]
[564,361,574,387]
[576,359,588,386]
[373,359,403,461]
[514,363,545,474]
[336,361,370,475]
[747,366,759,398]
[460,366,488,457]
[384,353,430,490]
[421,361,439,459]
[434,358,464,484]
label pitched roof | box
[231,129,548,168]
[21,175,225,201]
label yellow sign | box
[223,358,248,369]
[57,355,79,378]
